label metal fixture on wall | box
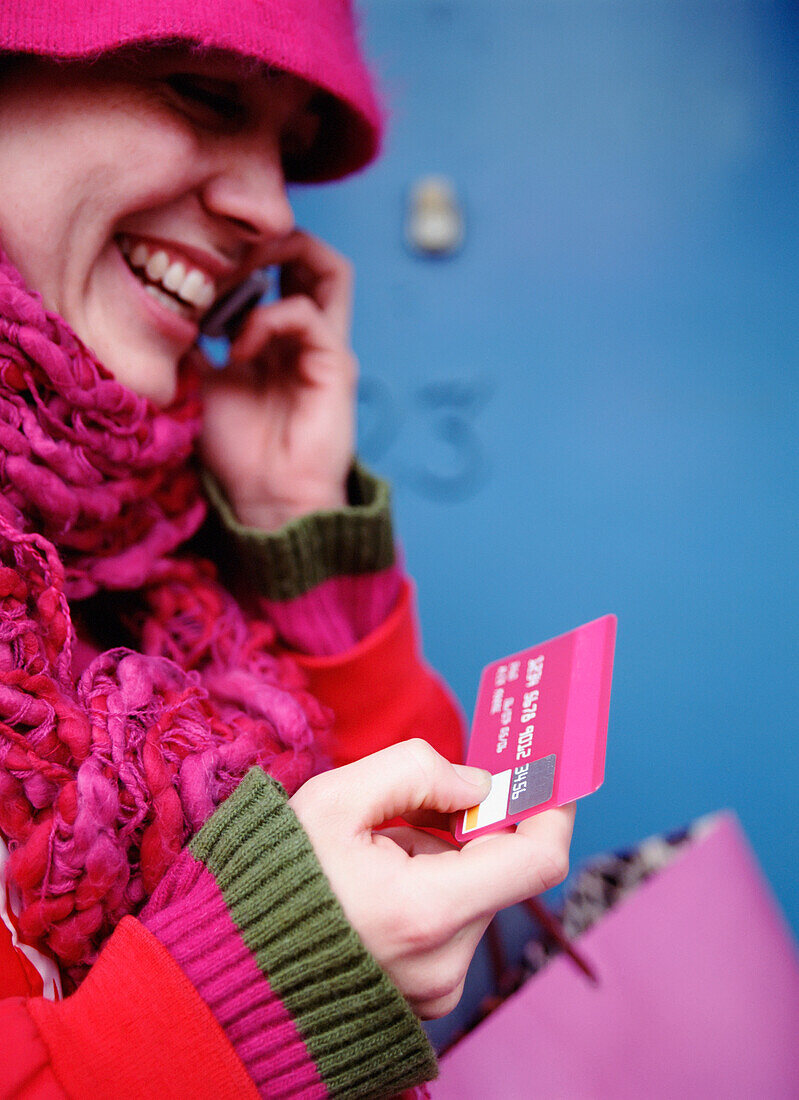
[405,175,464,256]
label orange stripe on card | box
[465,804,480,831]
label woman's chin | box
[120,364,178,406]
[95,342,180,405]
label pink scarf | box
[0,250,329,987]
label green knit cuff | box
[190,768,438,1099]
[201,461,396,601]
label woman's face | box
[0,51,317,404]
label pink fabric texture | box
[0,250,204,601]
[0,250,330,988]
[0,0,383,182]
[143,851,327,1096]
[262,565,403,656]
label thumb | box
[330,739,491,833]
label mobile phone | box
[200,269,272,339]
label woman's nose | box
[201,140,295,244]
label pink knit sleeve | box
[202,462,404,655]
[257,565,403,655]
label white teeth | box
[130,242,149,268]
[124,237,217,315]
[195,282,215,309]
[162,261,187,293]
[177,269,206,305]
[176,269,216,310]
[144,283,190,316]
[145,250,169,281]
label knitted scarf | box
[0,250,329,988]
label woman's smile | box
[120,236,218,318]
[111,236,209,348]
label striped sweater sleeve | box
[141,767,436,1097]
[201,462,403,656]
[3,769,436,1099]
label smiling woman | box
[0,3,575,1098]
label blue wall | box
[292,0,799,1024]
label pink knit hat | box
[0,0,383,181]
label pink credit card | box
[455,615,616,843]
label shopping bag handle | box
[485,898,598,1004]
[523,898,598,983]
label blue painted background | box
[291,0,798,1035]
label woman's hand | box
[199,230,357,530]
[290,740,575,1019]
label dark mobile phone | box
[200,269,272,340]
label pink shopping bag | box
[431,813,799,1099]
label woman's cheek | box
[108,93,209,187]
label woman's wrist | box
[200,462,396,603]
[231,487,348,532]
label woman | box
[0,2,575,1096]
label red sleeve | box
[291,580,466,768]
[0,999,64,1098]
[1,918,258,1100]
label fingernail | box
[454,764,492,798]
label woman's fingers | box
[289,747,576,1021]
[228,295,358,388]
[230,294,331,360]
[295,740,570,916]
[399,806,466,832]
[266,228,353,340]
[345,743,495,827]
[424,802,576,922]
[375,825,457,857]
[398,915,492,1018]
[295,740,492,835]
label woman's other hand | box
[289,739,575,1019]
[199,230,357,529]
